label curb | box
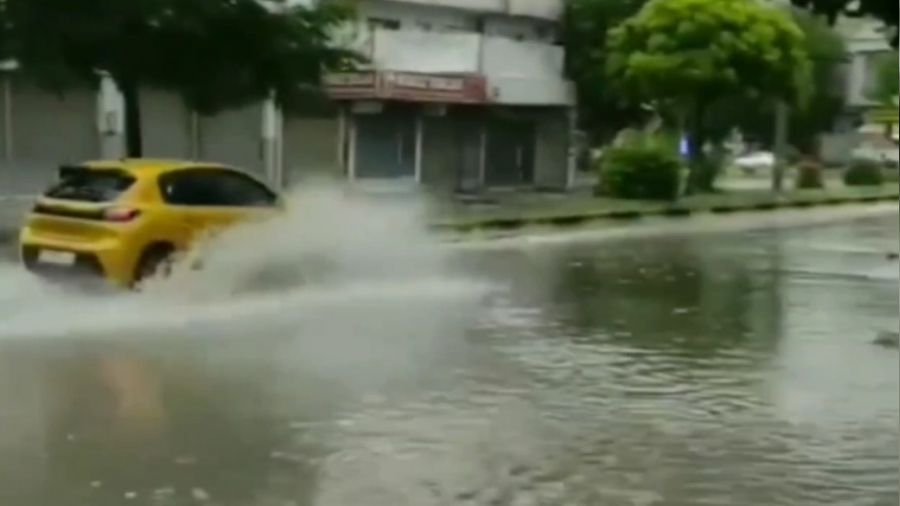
[432,192,899,233]
[2,192,895,244]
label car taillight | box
[103,207,141,222]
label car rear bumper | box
[20,245,108,284]
[19,234,135,287]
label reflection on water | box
[0,214,898,506]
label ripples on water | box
[0,197,897,506]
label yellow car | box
[19,159,281,287]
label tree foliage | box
[707,10,847,154]
[608,0,812,108]
[607,0,812,191]
[791,0,898,48]
[0,0,355,156]
[870,51,899,104]
[563,0,648,143]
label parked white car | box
[734,151,776,175]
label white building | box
[322,0,576,192]
[820,19,896,164]
[840,19,894,109]
[0,0,575,199]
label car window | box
[45,168,135,203]
[160,171,222,206]
[160,169,277,207]
[213,171,278,207]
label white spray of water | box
[0,184,491,381]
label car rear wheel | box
[133,244,174,286]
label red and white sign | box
[325,71,488,104]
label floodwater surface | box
[0,195,897,506]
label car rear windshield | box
[44,168,135,203]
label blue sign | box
[679,136,690,158]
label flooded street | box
[0,205,897,506]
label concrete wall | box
[482,16,557,43]
[489,77,575,106]
[355,0,559,40]
[367,0,504,16]
[373,30,481,73]
[3,78,97,196]
[97,77,126,159]
[360,0,481,31]
[507,0,563,21]
[359,0,562,20]
[482,37,564,79]
[140,89,194,159]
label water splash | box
[0,184,490,382]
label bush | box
[795,160,825,189]
[844,159,884,186]
[597,136,683,200]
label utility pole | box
[772,100,789,193]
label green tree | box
[563,0,648,143]
[0,0,354,157]
[869,51,899,104]
[607,0,812,191]
[790,0,898,48]
[707,10,847,155]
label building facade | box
[820,19,896,164]
[323,0,576,192]
[0,0,576,201]
[841,21,894,110]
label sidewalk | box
[433,184,899,231]
[1,183,897,248]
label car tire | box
[134,244,174,286]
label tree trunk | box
[686,99,709,194]
[772,100,790,193]
[119,78,143,158]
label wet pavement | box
[0,210,897,506]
